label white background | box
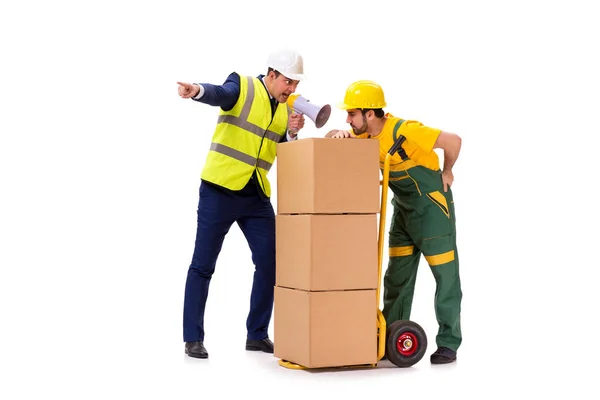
[1,0,598,398]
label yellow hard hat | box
[338,80,387,110]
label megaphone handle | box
[288,111,303,134]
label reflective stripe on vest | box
[200,75,287,196]
[209,77,280,170]
[216,78,283,144]
[209,142,273,171]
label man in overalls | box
[327,81,463,364]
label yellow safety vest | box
[201,75,289,197]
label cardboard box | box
[276,214,378,291]
[274,286,377,368]
[276,138,380,214]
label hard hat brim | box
[337,101,356,110]
[337,101,386,110]
[281,72,305,81]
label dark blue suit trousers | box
[183,177,276,342]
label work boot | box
[430,347,456,364]
[185,341,208,359]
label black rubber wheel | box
[385,320,427,367]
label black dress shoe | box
[430,347,456,364]
[185,341,208,359]
[245,338,274,353]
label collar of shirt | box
[259,75,274,100]
[258,75,295,140]
[259,75,278,113]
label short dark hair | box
[267,67,281,78]
[361,108,385,118]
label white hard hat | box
[267,49,305,81]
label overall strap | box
[392,119,408,161]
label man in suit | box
[176,49,306,358]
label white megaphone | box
[286,94,331,129]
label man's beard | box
[351,119,368,135]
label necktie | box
[271,98,277,116]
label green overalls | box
[382,120,462,352]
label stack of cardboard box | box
[274,138,381,368]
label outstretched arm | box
[177,82,200,98]
[176,72,241,111]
